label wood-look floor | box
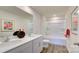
[40,44,69,53]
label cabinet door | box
[39,37,43,51]
[5,41,32,53]
[32,36,43,53]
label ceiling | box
[0,6,32,19]
[31,6,71,19]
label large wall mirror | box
[0,6,33,37]
[71,6,79,34]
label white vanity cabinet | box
[5,41,32,53]
[4,35,43,53]
[32,37,43,53]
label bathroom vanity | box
[66,34,79,53]
[0,34,43,53]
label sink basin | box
[7,36,20,41]
[0,37,7,43]
[74,43,79,46]
[0,36,19,44]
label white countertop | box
[0,34,42,53]
[66,34,79,53]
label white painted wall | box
[43,19,66,36]
[32,11,43,34]
[40,16,47,35]
[27,7,44,34]
[17,6,45,34]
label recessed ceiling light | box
[48,20,60,23]
[52,14,56,17]
[50,17,60,20]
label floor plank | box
[41,44,69,53]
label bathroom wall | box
[0,7,33,37]
[40,16,47,35]
[43,19,66,36]
[32,10,43,34]
[17,6,45,34]
[0,6,47,37]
